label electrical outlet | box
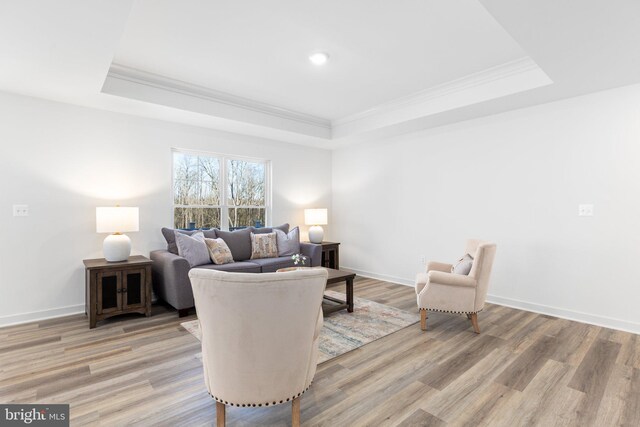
[578,204,594,216]
[420,255,427,265]
[13,204,29,217]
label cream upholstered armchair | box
[415,240,496,334]
[189,268,328,427]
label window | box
[172,150,269,230]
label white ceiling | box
[0,0,639,148]
[0,0,131,100]
[114,0,527,120]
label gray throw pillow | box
[162,227,217,254]
[251,223,290,235]
[215,228,253,261]
[452,253,474,275]
[275,227,300,256]
[175,231,211,267]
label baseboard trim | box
[485,294,640,335]
[341,266,414,287]
[343,266,640,335]
[0,304,85,328]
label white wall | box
[332,83,640,333]
[0,91,332,326]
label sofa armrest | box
[427,270,477,288]
[150,250,194,310]
[426,261,453,273]
[300,242,322,267]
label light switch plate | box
[578,204,594,216]
[13,204,29,217]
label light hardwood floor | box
[1,277,639,426]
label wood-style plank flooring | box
[1,277,640,426]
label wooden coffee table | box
[322,267,355,314]
[276,266,355,314]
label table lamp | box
[304,208,327,244]
[96,206,139,262]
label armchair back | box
[189,268,328,407]
[467,240,497,312]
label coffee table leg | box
[347,277,354,312]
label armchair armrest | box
[426,261,453,273]
[428,270,477,288]
[300,242,322,267]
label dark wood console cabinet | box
[311,241,340,270]
[83,255,152,328]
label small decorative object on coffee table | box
[291,253,307,265]
[83,255,152,328]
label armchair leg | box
[420,310,427,331]
[216,402,225,427]
[292,396,300,427]
[470,313,480,334]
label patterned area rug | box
[181,290,419,363]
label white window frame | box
[171,148,272,230]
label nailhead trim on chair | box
[419,307,483,315]
[209,383,312,407]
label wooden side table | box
[83,255,152,328]
[309,241,340,269]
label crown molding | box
[103,58,550,143]
[332,57,549,129]
[106,64,331,130]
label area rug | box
[181,290,419,363]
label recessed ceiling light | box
[309,52,329,65]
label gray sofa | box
[150,224,322,316]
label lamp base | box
[308,225,324,244]
[103,233,132,262]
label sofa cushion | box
[162,227,217,254]
[175,232,211,267]
[197,261,261,273]
[251,223,289,234]
[215,228,253,261]
[250,232,278,259]
[248,256,297,273]
[275,226,300,256]
[205,238,234,265]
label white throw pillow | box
[275,227,301,256]
[175,231,211,267]
[452,253,474,275]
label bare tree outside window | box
[173,152,221,229]
[227,159,265,229]
[172,151,268,230]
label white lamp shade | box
[304,208,328,225]
[96,207,139,233]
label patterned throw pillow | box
[250,232,278,259]
[452,253,474,275]
[205,238,235,265]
